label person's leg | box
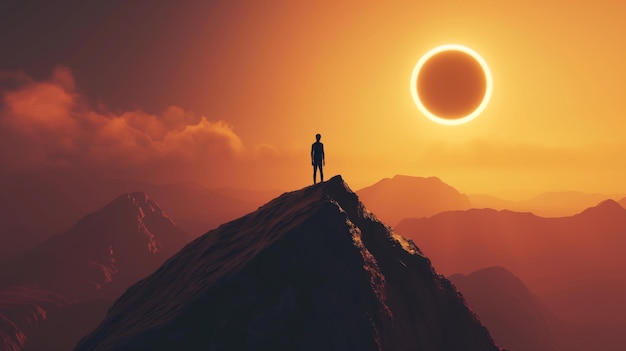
[313,164,317,184]
[320,164,324,182]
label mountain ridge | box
[0,172,280,261]
[76,175,502,351]
[396,198,626,349]
[469,191,625,217]
[0,191,192,351]
[0,191,191,300]
[357,174,472,226]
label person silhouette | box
[311,133,325,184]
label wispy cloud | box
[0,66,252,185]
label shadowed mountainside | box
[76,175,502,351]
[396,200,626,349]
[356,175,472,226]
[22,299,112,351]
[0,192,191,351]
[0,286,68,351]
[0,289,111,351]
[450,266,579,351]
[450,266,624,351]
[0,192,191,300]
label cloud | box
[0,66,250,185]
[253,143,280,160]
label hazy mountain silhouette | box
[0,171,277,260]
[396,200,626,348]
[76,176,502,351]
[469,191,624,217]
[0,192,191,300]
[132,183,280,236]
[356,175,471,226]
[0,192,191,351]
[450,266,577,351]
[450,266,625,351]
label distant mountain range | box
[76,176,503,351]
[0,171,279,259]
[2,171,621,261]
[355,174,624,225]
[450,266,626,351]
[469,191,626,217]
[356,175,472,226]
[2,172,624,350]
[396,200,626,349]
[0,192,191,351]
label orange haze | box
[1,1,626,198]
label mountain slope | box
[0,192,191,300]
[396,200,626,348]
[450,266,626,351]
[22,299,112,351]
[469,192,624,217]
[0,289,111,351]
[76,176,502,351]
[0,192,192,351]
[0,286,68,351]
[396,200,626,284]
[450,267,574,351]
[357,175,472,226]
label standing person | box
[311,133,325,184]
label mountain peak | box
[392,174,435,179]
[389,174,444,184]
[106,191,171,220]
[578,198,625,218]
[450,266,528,293]
[356,175,471,225]
[595,198,623,209]
[2,191,190,300]
[122,191,151,201]
[76,175,500,351]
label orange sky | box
[1,1,626,198]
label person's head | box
[315,133,321,141]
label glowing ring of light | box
[410,44,493,126]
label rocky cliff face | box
[76,176,502,351]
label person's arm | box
[311,144,315,165]
[322,144,325,165]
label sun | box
[410,44,493,126]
